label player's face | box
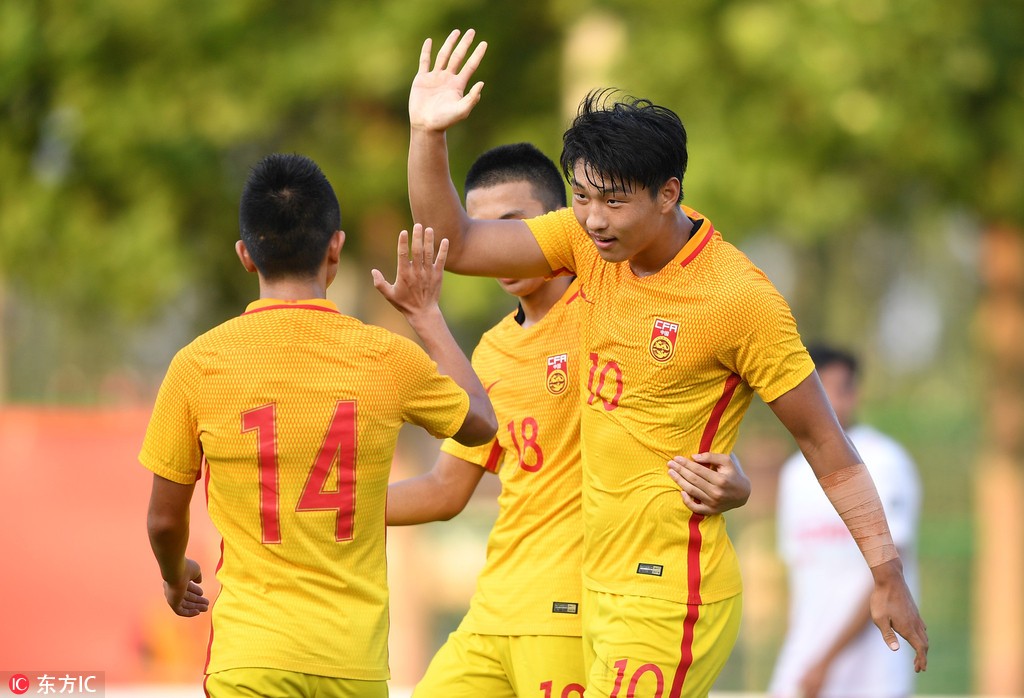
[466,180,551,298]
[570,161,678,272]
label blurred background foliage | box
[2,0,1023,693]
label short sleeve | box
[719,272,815,404]
[139,350,204,485]
[525,209,580,277]
[388,335,470,439]
[441,436,504,473]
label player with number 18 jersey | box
[442,279,585,639]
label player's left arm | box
[147,474,209,617]
[667,452,751,515]
[387,451,486,525]
[768,373,928,672]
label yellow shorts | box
[582,588,742,698]
[204,667,388,698]
[413,631,585,698]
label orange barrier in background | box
[0,407,484,689]
[0,407,220,684]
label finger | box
[459,41,488,80]
[418,37,432,73]
[907,624,929,671]
[666,464,686,487]
[692,451,727,470]
[410,223,424,265]
[396,229,410,266]
[434,29,462,71]
[669,458,713,488]
[447,28,477,73]
[668,465,711,506]
[880,621,900,652]
[461,81,486,111]
[435,237,450,270]
[423,225,435,264]
[370,269,392,296]
[679,489,711,515]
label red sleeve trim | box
[483,440,503,473]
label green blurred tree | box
[0,0,564,401]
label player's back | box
[142,299,469,679]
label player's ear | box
[659,178,681,213]
[236,240,258,273]
[324,231,345,287]
[327,230,345,264]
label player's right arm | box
[408,29,550,278]
[387,451,486,525]
[146,474,209,617]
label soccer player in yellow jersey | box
[404,30,929,697]
[140,153,496,698]
[387,142,752,698]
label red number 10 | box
[241,401,357,545]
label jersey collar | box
[242,298,341,315]
[677,205,716,269]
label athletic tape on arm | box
[817,463,898,568]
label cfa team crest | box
[649,319,679,362]
[546,353,569,395]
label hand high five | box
[410,29,488,132]
[372,224,449,319]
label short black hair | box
[238,153,341,280]
[807,344,860,379]
[560,88,687,203]
[465,143,567,212]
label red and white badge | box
[546,353,569,395]
[649,319,678,362]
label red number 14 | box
[241,401,357,545]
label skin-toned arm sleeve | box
[146,473,209,617]
[387,451,486,525]
[408,29,550,278]
[768,373,929,672]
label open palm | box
[409,29,488,131]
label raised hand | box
[410,29,488,132]
[372,224,448,321]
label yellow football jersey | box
[441,281,584,636]
[139,298,470,680]
[526,208,814,605]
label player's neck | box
[257,276,329,302]
[628,210,695,278]
[518,278,572,328]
